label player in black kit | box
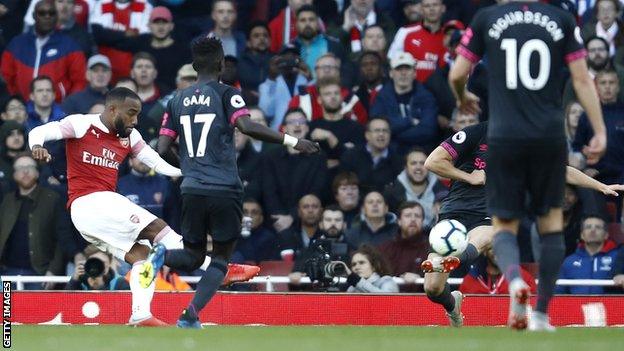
[140,37,319,328]
[421,120,623,327]
[449,1,607,330]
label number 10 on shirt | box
[180,113,216,158]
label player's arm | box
[28,116,81,162]
[157,134,179,167]
[131,131,181,177]
[565,166,624,196]
[235,115,320,154]
[424,146,484,186]
[568,47,606,165]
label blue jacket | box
[25,102,66,131]
[556,240,620,294]
[370,81,438,152]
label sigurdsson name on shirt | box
[488,11,564,41]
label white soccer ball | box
[429,219,468,256]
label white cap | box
[390,52,416,69]
[87,54,111,70]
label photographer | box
[341,244,399,293]
[66,246,129,291]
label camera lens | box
[324,262,346,277]
[84,257,105,278]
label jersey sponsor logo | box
[487,11,564,42]
[474,157,486,170]
[230,94,245,108]
[119,138,129,147]
[410,38,422,47]
[129,214,140,224]
[183,95,211,107]
[452,131,467,144]
[81,148,120,170]
[91,129,100,139]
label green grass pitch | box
[11,325,623,351]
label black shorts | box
[438,212,491,232]
[486,140,566,219]
[181,193,243,245]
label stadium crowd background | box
[0,0,623,293]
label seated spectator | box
[334,0,395,55]
[557,216,621,294]
[565,101,585,169]
[25,76,66,131]
[246,107,280,154]
[352,51,386,113]
[277,194,323,257]
[117,157,172,219]
[331,171,361,229]
[66,245,130,290]
[340,117,403,193]
[206,0,246,57]
[581,0,624,57]
[346,191,398,249]
[370,52,438,152]
[288,53,367,124]
[460,249,537,295]
[384,148,447,228]
[0,122,28,194]
[262,109,328,230]
[358,24,389,63]
[378,201,429,282]
[62,55,111,115]
[259,45,309,129]
[0,96,27,125]
[130,52,162,141]
[232,198,280,263]
[92,6,192,94]
[309,77,366,169]
[90,0,152,82]
[1,0,86,102]
[573,69,624,185]
[289,205,350,287]
[343,244,399,293]
[238,21,274,104]
[56,0,97,58]
[0,154,69,289]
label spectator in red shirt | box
[460,249,537,295]
[269,0,319,53]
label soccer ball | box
[429,219,468,256]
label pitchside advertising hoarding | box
[8,292,624,326]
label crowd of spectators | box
[1,0,624,294]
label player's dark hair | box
[351,244,392,277]
[584,35,610,51]
[365,116,390,131]
[246,20,270,39]
[191,36,224,75]
[132,51,157,69]
[332,171,360,195]
[105,87,141,105]
[397,201,424,218]
[296,4,317,18]
[29,75,53,93]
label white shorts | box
[70,191,157,261]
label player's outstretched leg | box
[421,256,461,273]
[125,244,167,327]
[424,254,464,327]
[177,239,237,329]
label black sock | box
[187,259,228,318]
[426,283,455,313]
[536,233,565,314]
[492,231,521,282]
[164,249,198,272]
[458,243,480,267]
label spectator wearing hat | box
[1,0,87,103]
[258,45,309,129]
[388,0,463,83]
[92,5,191,94]
[238,21,274,104]
[205,0,246,58]
[370,52,438,153]
[62,54,112,115]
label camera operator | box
[288,205,350,289]
[339,244,399,293]
[66,246,130,290]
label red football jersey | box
[59,114,146,207]
[403,24,447,82]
